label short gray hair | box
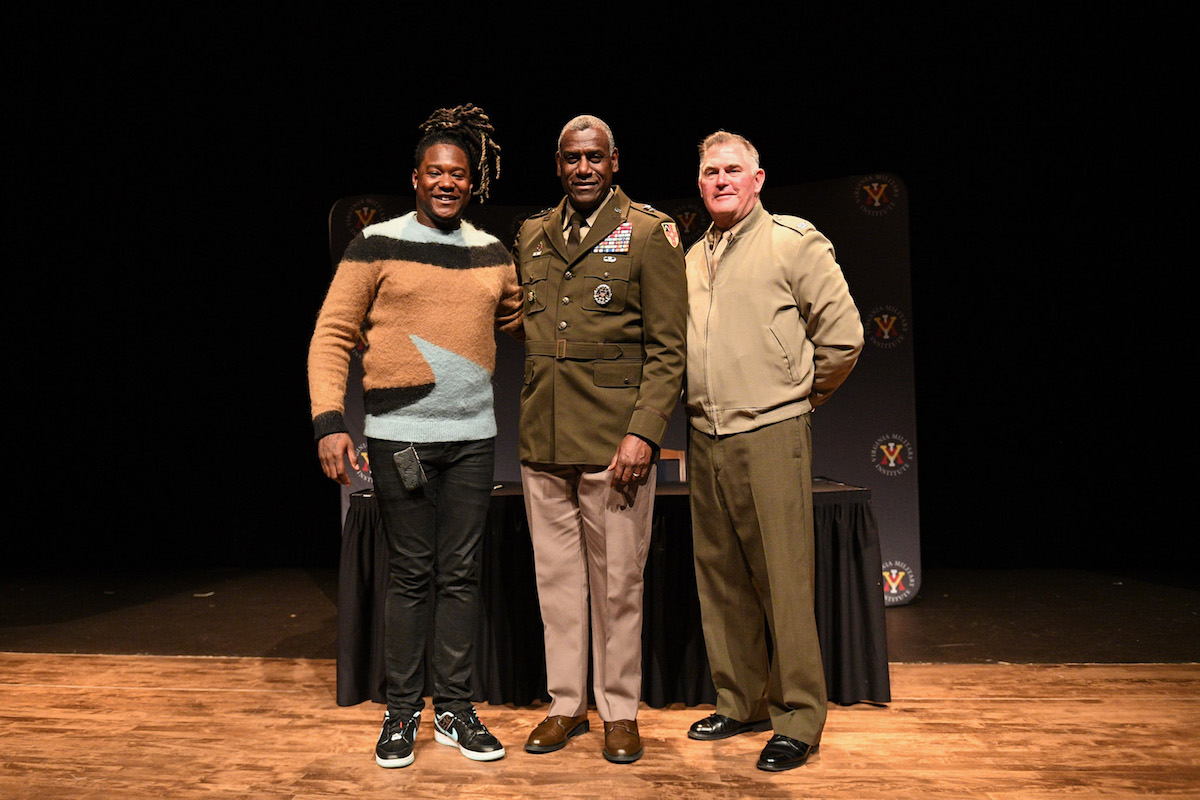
[558,115,616,155]
[698,130,760,170]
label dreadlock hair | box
[414,103,502,202]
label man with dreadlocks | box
[513,115,687,764]
[308,104,522,768]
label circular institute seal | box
[853,173,902,217]
[344,197,388,236]
[666,201,710,249]
[866,304,909,349]
[881,559,916,605]
[352,440,372,486]
[871,433,914,477]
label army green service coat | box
[514,187,687,466]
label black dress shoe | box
[757,734,818,771]
[688,713,772,740]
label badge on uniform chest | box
[592,222,632,254]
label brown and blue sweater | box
[308,212,523,443]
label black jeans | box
[367,437,495,715]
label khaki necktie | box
[567,211,584,258]
[707,229,730,281]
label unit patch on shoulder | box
[594,221,633,253]
[661,222,680,248]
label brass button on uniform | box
[558,320,568,330]
[564,271,574,280]
[562,296,571,305]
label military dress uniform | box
[513,186,686,725]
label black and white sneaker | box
[433,707,506,761]
[376,709,420,768]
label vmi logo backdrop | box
[327,173,920,604]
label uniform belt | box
[525,340,646,360]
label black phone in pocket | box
[393,445,428,490]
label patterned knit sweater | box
[308,212,523,443]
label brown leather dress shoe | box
[603,719,643,763]
[524,714,589,753]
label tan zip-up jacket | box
[685,202,863,436]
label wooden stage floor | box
[2,566,1199,797]
[2,655,1197,799]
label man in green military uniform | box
[513,115,686,765]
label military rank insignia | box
[661,222,680,248]
[593,222,633,254]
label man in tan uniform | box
[684,131,863,771]
[512,115,687,764]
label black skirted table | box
[336,478,890,709]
